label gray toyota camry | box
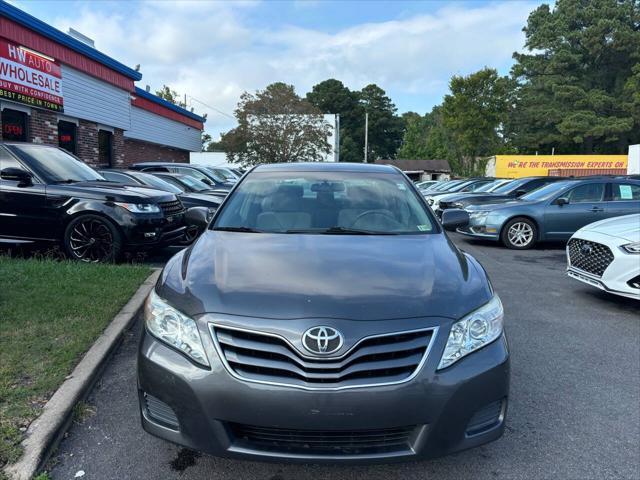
[138,162,509,463]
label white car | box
[567,214,640,300]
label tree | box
[359,84,404,161]
[508,0,640,154]
[221,82,332,166]
[306,79,364,163]
[155,85,187,108]
[397,107,454,161]
[441,68,513,175]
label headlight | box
[145,290,209,366]
[115,202,160,214]
[468,211,490,223]
[622,242,640,254]
[438,295,504,370]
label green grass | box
[0,257,151,469]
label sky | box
[13,0,545,139]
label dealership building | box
[0,1,204,166]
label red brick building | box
[0,2,204,166]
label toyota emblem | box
[302,326,343,355]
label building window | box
[1,109,28,142]
[98,129,113,167]
[58,120,77,154]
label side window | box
[611,183,640,201]
[566,183,605,203]
[0,148,22,171]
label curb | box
[3,269,161,480]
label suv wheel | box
[64,215,122,262]
[501,217,537,250]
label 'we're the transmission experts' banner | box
[0,39,63,112]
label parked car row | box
[419,176,640,250]
[0,143,230,261]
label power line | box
[187,95,235,120]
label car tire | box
[500,217,538,250]
[63,214,123,262]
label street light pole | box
[364,112,369,163]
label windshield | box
[432,180,462,192]
[214,171,435,235]
[491,177,529,194]
[12,145,103,183]
[178,175,211,192]
[481,179,511,192]
[135,172,183,194]
[200,167,227,183]
[520,181,574,201]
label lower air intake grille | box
[211,326,435,389]
[567,238,614,277]
[466,399,504,436]
[144,393,179,430]
[229,423,416,455]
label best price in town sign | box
[0,39,63,112]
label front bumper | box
[137,316,510,463]
[121,212,187,248]
[455,212,502,240]
[567,233,640,300]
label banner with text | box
[494,155,628,178]
[0,39,63,112]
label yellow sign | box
[494,155,628,178]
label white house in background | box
[190,113,340,166]
[629,144,639,175]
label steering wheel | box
[352,210,400,230]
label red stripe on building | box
[132,95,204,130]
[0,19,134,91]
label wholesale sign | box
[0,39,63,112]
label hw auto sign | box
[0,39,63,112]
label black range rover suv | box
[0,143,187,262]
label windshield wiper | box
[213,226,262,233]
[53,179,78,184]
[286,227,395,235]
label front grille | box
[211,326,435,389]
[159,199,184,216]
[229,423,416,455]
[144,393,179,430]
[568,238,614,277]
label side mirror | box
[441,209,469,232]
[1,167,33,186]
[184,206,210,229]
[555,197,569,206]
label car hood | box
[158,231,492,321]
[180,192,223,205]
[46,181,177,203]
[577,214,640,242]
[440,193,514,206]
[465,199,527,212]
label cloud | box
[20,1,537,138]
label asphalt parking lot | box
[48,233,640,480]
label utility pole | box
[364,112,369,163]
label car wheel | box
[501,217,537,250]
[64,215,123,262]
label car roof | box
[253,162,397,173]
